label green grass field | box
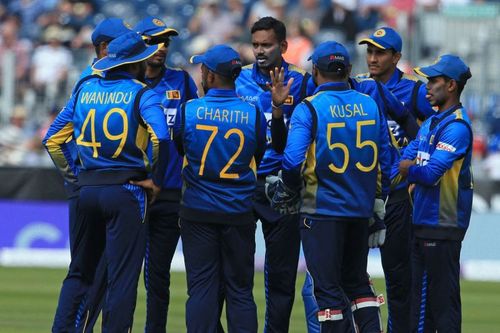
[1,267,499,332]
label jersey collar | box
[384,68,404,90]
[104,70,136,80]
[205,88,238,98]
[314,82,350,94]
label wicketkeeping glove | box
[368,198,387,248]
[265,171,301,215]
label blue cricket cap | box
[190,44,242,78]
[92,32,161,71]
[359,27,402,53]
[308,41,350,72]
[91,18,132,46]
[134,16,178,37]
[414,54,471,84]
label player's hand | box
[264,171,281,202]
[130,178,161,204]
[265,171,301,215]
[399,159,415,179]
[267,67,294,117]
[368,214,386,248]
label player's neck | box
[258,59,283,77]
[438,96,460,113]
[373,67,396,84]
[146,66,163,80]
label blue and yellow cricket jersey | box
[145,66,198,196]
[401,104,473,241]
[174,89,267,224]
[235,60,311,176]
[282,82,391,219]
[347,76,421,189]
[43,71,169,187]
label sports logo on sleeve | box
[436,141,457,152]
[283,95,294,105]
[166,90,181,100]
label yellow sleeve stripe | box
[46,123,74,148]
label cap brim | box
[92,44,161,72]
[189,55,204,64]
[150,28,179,37]
[358,38,387,50]
[414,65,442,79]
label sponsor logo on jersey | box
[436,141,456,152]
[166,90,181,99]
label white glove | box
[368,217,386,248]
[368,198,387,248]
[373,198,386,220]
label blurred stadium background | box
[0,0,500,331]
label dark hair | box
[315,63,349,81]
[94,44,101,57]
[251,16,286,42]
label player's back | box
[302,88,383,219]
[73,74,160,178]
[180,89,263,221]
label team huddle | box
[43,14,473,333]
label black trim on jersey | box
[411,81,425,121]
[430,105,473,156]
[300,72,311,100]
[133,86,149,128]
[254,107,266,165]
[173,103,186,156]
[183,70,191,100]
[375,80,391,119]
[303,100,318,140]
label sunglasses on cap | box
[144,35,171,47]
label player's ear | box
[280,40,288,54]
[346,64,353,77]
[447,78,458,93]
[393,52,401,65]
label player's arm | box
[43,102,77,185]
[405,122,471,186]
[139,90,170,187]
[281,103,313,191]
[374,80,420,140]
[376,104,391,200]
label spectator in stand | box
[0,16,32,104]
[318,0,358,52]
[287,0,324,37]
[247,0,286,27]
[31,24,73,111]
[188,0,240,45]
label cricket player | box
[173,44,267,332]
[358,27,436,332]
[301,51,421,333]
[267,41,391,333]
[134,16,198,333]
[44,17,132,333]
[399,54,473,332]
[44,32,168,332]
[235,16,311,332]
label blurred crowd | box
[0,0,499,183]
